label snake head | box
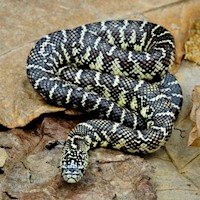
[60,144,89,183]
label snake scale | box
[27,20,183,183]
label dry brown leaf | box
[185,19,200,65]
[189,85,200,147]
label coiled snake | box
[27,20,182,183]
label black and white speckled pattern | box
[26,20,182,183]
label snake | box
[26,20,183,183]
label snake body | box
[27,20,182,183]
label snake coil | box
[27,20,182,183]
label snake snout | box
[61,160,84,183]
